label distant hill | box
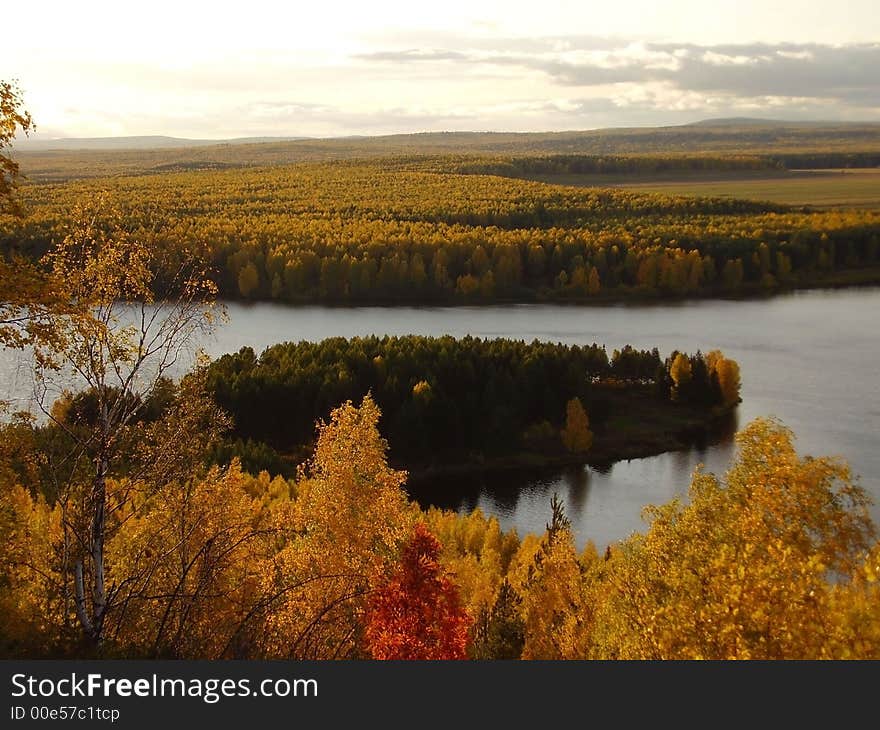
[685,117,791,127]
[16,119,880,151]
[13,120,880,182]
[14,135,309,151]
[685,117,869,128]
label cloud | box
[234,100,481,136]
[354,38,880,112]
[648,42,880,102]
[21,32,880,138]
[352,49,469,62]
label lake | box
[3,287,879,548]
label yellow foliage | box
[0,485,68,655]
[704,349,741,407]
[589,418,877,659]
[6,159,878,309]
[669,352,692,400]
[424,507,520,618]
[715,357,742,408]
[412,379,432,399]
[519,526,596,660]
[1,387,877,660]
[587,266,601,295]
[258,394,414,658]
[561,397,593,453]
[107,463,271,658]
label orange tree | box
[366,522,471,660]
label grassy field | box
[527,169,880,208]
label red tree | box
[366,523,471,660]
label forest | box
[448,151,880,178]
[2,395,878,660]
[2,160,879,305]
[2,81,879,661]
[201,336,739,475]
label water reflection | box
[407,409,741,549]
[562,466,591,523]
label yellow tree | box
[714,357,741,408]
[520,496,594,659]
[705,350,742,408]
[107,461,273,658]
[0,484,68,656]
[669,352,692,401]
[0,79,34,216]
[561,397,593,453]
[27,196,222,649]
[237,261,260,298]
[590,418,876,659]
[587,266,601,295]
[0,79,66,355]
[0,259,67,355]
[823,543,880,658]
[425,506,517,626]
[259,395,414,658]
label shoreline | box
[217,268,880,310]
[401,408,738,487]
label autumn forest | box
[1,79,879,661]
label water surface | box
[3,287,878,548]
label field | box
[526,168,880,208]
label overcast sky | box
[5,0,879,139]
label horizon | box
[6,0,879,139]
[15,116,880,149]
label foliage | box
[471,580,526,660]
[365,522,471,660]
[4,90,873,659]
[204,336,732,472]
[2,389,878,659]
[0,484,70,656]
[589,418,877,659]
[424,506,519,623]
[4,160,879,307]
[520,527,594,659]
[669,353,692,401]
[518,496,595,659]
[665,349,741,409]
[1,194,222,648]
[0,79,61,355]
[0,79,34,216]
[561,397,593,453]
[256,395,414,659]
[0,256,65,354]
[106,461,273,658]
[713,356,742,409]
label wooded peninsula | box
[202,336,740,477]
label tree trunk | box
[74,451,109,648]
[90,453,108,641]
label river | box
[2,287,879,548]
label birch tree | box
[31,196,221,648]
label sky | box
[5,0,880,139]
